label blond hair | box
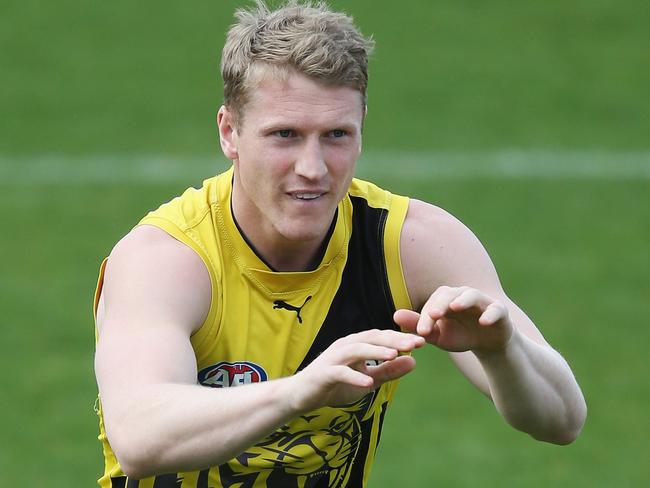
[221,1,374,126]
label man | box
[94,1,587,487]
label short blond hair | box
[221,0,374,126]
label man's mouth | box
[289,191,326,201]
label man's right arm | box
[95,225,424,479]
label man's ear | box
[217,106,239,160]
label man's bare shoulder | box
[110,224,201,263]
[400,198,501,309]
[99,225,212,336]
[401,198,483,267]
[402,198,462,233]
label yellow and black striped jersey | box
[94,166,412,488]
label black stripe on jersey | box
[297,195,398,371]
[197,469,210,488]
[111,476,140,488]
[346,414,375,487]
[152,473,182,487]
[375,401,390,451]
[110,477,126,488]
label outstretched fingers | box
[294,329,425,410]
[406,286,510,343]
[328,330,424,386]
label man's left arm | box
[394,199,587,444]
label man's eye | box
[329,129,347,138]
[276,129,294,138]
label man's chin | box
[277,219,332,243]
[280,228,326,243]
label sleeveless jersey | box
[94,166,412,488]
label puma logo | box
[273,296,312,324]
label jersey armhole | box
[93,258,108,343]
[383,194,412,312]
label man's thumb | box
[393,309,420,333]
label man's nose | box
[294,137,328,180]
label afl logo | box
[198,361,268,388]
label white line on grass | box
[358,150,650,181]
[1,150,650,185]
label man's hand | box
[289,329,425,413]
[394,286,514,354]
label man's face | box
[219,71,364,247]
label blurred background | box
[1,0,648,485]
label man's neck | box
[231,200,337,273]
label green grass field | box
[1,0,649,486]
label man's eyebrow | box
[257,121,359,133]
[258,121,295,130]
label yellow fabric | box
[94,166,411,487]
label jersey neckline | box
[214,166,351,295]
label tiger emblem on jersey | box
[217,391,379,487]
